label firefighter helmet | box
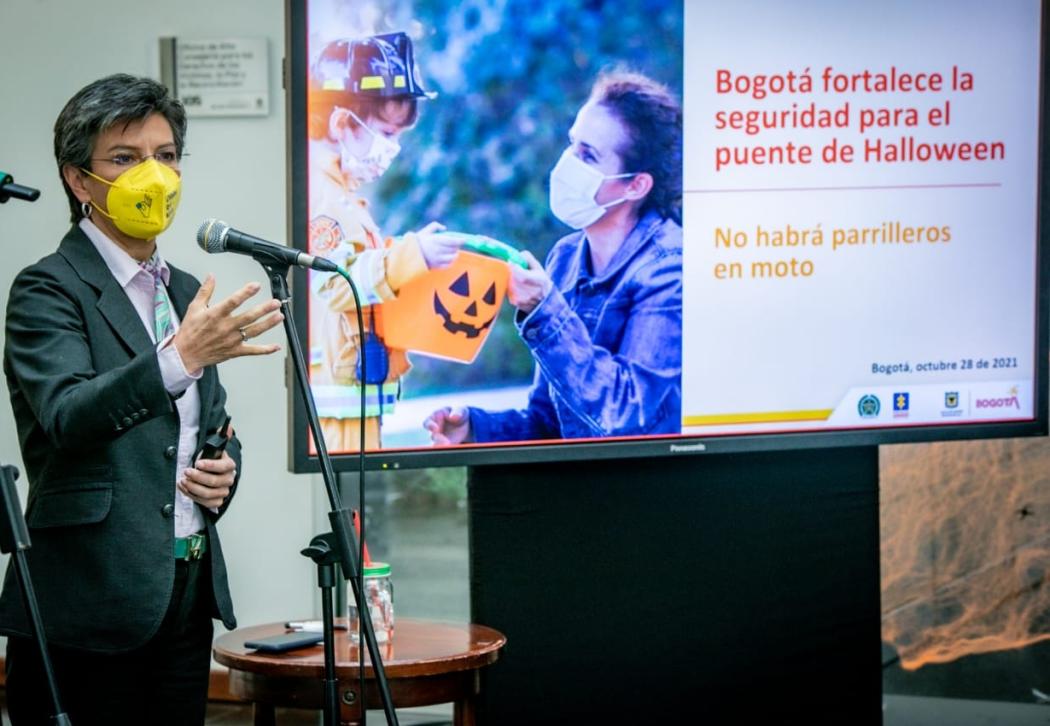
[311,32,434,99]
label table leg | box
[253,702,277,726]
[454,696,476,726]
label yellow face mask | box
[82,159,182,239]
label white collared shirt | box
[80,219,205,537]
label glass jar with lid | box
[347,562,394,643]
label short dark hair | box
[590,71,682,223]
[54,74,187,223]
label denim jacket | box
[469,210,682,441]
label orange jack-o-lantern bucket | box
[378,250,510,363]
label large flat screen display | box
[286,0,1049,471]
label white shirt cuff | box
[157,334,202,395]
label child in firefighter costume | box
[307,32,462,451]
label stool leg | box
[253,702,277,726]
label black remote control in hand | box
[196,414,232,462]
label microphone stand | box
[260,261,398,726]
[0,464,71,725]
[0,173,66,721]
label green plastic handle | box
[437,232,529,269]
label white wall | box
[0,0,323,634]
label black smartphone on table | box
[243,631,324,653]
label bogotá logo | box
[944,391,959,409]
[975,386,1021,410]
[858,394,881,418]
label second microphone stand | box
[0,464,71,725]
[262,261,397,726]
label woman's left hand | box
[508,250,553,315]
[180,447,236,509]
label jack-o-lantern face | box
[433,271,499,339]
[378,249,509,363]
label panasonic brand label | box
[669,443,707,453]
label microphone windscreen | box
[196,218,229,253]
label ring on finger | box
[239,326,249,342]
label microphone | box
[0,172,41,203]
[196,218,339,272]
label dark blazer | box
[0,225,240,652]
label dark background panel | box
[468,447,882,724]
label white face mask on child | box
[339,109,401,184]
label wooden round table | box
[213,619,506,726]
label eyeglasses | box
[90,150,187,170]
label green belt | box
[174,532,207,561]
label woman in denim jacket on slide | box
[426,70,683,444]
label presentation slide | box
[295,0,1043,460]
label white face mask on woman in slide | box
[548,148,636,229]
